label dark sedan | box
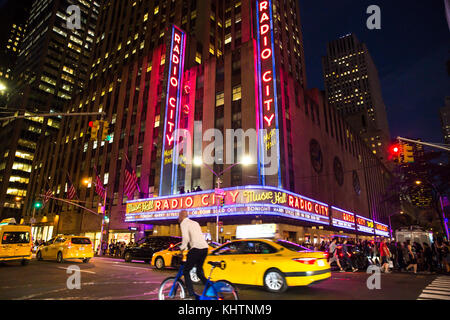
[123,236,181,263]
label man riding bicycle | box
[178,210,209,299]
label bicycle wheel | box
[158,277,187,300]
[211,280,239,300]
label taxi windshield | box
[275,240,312,252]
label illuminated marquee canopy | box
[331,206,356,231]
[356,215,375,234]
[374,221,389,237]
[256,0,281,186]
[126,186,330,225]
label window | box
[241,241,277,254]
[215,92,224,107]
[212,242,245,255]
[2,232,30,244]
[232,86,241,101]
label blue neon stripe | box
[171,27,186,195]
[159,26,176,196]
[268,0,282,188]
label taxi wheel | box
[154,257,165,270]
[263,269,288,293]
[83,258,90,263]
[124,252,132,262]
[36,251,43,261]
[56,252,63,263]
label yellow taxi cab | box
[36,235,94,263]
[0,218,32,266]
[151,241,220,270]
[203,239,331,293]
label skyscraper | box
[0,0,100,220]
[23,0,391,245]
[322,34,391,163]
[439,97,450,145]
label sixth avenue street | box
[1,256,449,300]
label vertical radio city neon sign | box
[160,25,186,196]
[256,0,281,187]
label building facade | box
[22,0,391,246]
[322,34,391,164]
[0,0,100,221]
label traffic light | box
[403,143,414,163]
[33,201,43,209]
[90,120,100,141]
[100,121,110,141]
[104,215,110,223]
[219,196,225,207]
[389,143,402,163]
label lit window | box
[232,86,242,101]
[216,92,224,107]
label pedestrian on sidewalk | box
[405,240,418,274]
[379,238,391,273]
[328,238,344,272]
[423,242,433,273]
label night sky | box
[300,0,449,144]
[1,0,448,143]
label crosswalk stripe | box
[418,293,450,300]
[423,289,450,295]
[417,276,450,300]
[426,286,450,292]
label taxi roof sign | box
[0,218,17,225]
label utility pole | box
[397,136,450,152]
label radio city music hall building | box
[23,0,391,246]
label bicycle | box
[158,260,239,300]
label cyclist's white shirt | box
[180,218,209,251]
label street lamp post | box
[83,178,108,255]
[194,156,252,243]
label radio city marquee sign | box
[374,221,389,237]
[331,206,356,231]
[256,0,281,186]
[126,186,330,225]
[355,215,375,234]
[160,25,187,196]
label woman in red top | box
[379,238,391,273]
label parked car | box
[123,236,181,263]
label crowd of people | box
[300,237,450,274]
[97,240,133,257]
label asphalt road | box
[0,256,447,300]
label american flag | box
[43,185,53,205]
[66,174,77,200]
[124,155,139,199]
[94,168,106,200]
